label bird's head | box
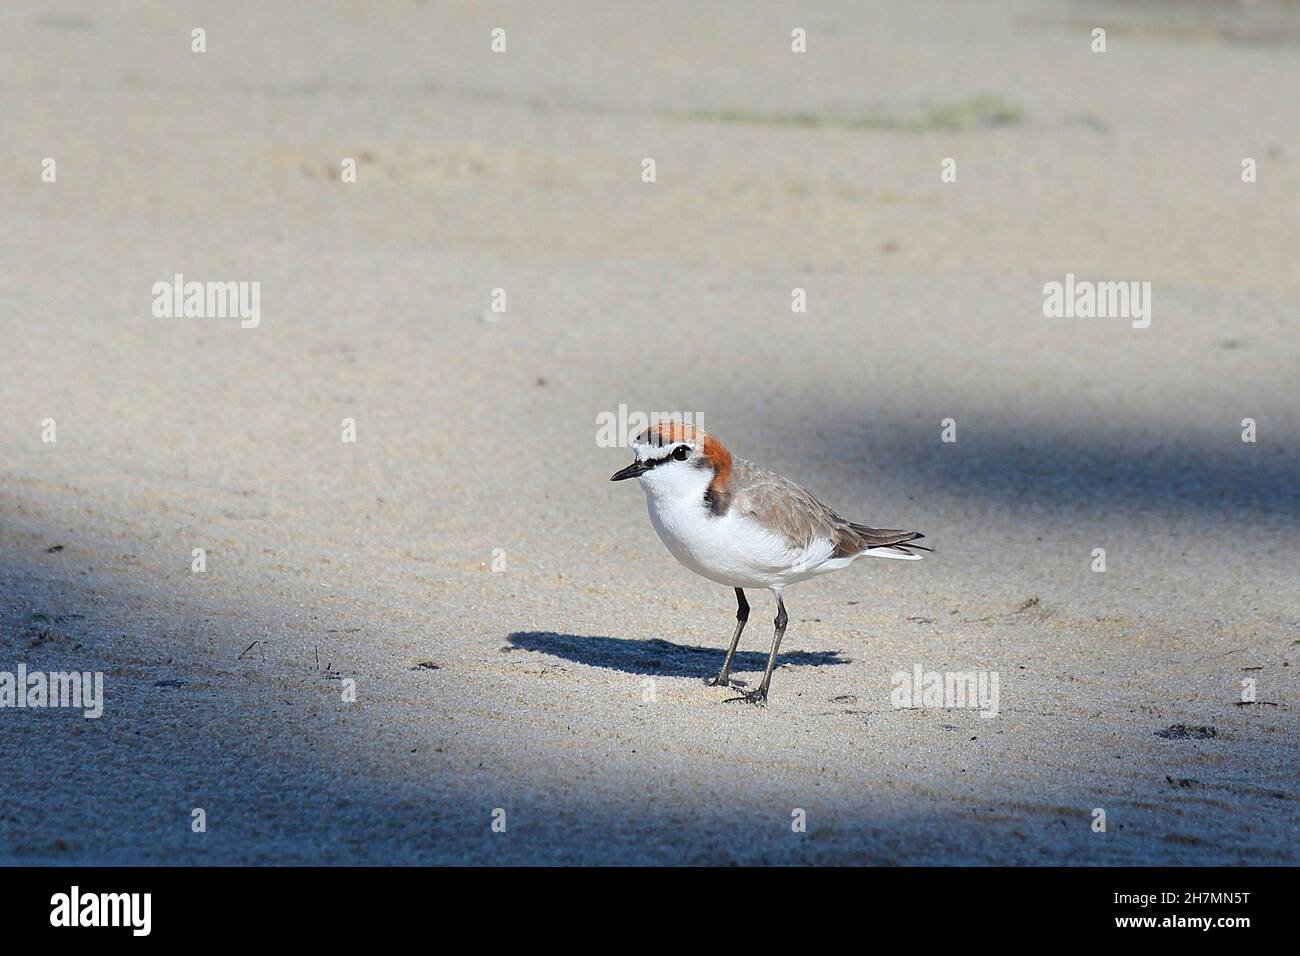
[610,421,733,504]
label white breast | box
[643,487,837,590]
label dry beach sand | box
[1,0,1297,864]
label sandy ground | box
[1,1,1297,865]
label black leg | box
[727,594,787,706]
[705,588,748,687]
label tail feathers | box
[840,524,930,559]
[862,546,925,561]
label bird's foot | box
[704,673,738,688]
[724,687,768,707]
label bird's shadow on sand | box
[506,631,848,677]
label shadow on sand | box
[506,630,848,677]
[781,403,1299,523]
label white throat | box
[636,458,713,507]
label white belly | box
[644,492,837,590]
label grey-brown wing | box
[729,458,846,552]
[731,459,927,558]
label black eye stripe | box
[637,445,691,471]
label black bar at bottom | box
[0,865,1288,941]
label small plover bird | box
[611,422,928,705]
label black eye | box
[672,445,689,461]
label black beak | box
[610,460,649,482]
